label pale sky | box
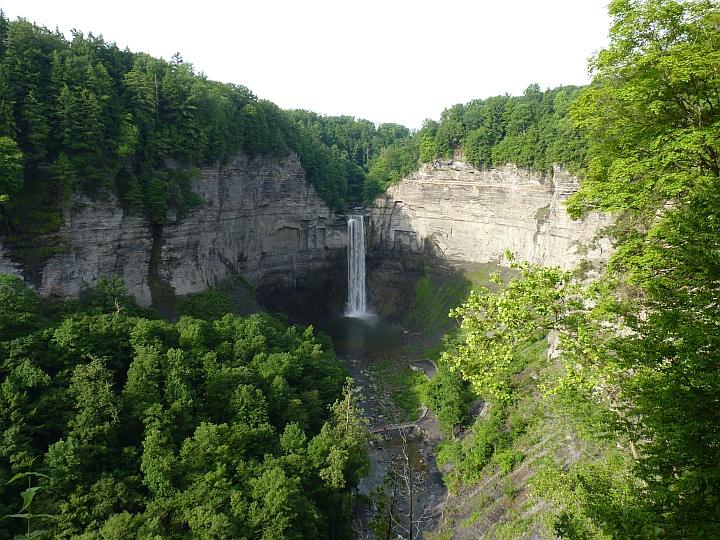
[2,0,611,129]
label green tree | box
[443,259,574,401]
[0,275,41,340]
[549,1,720,536]
[569,0,720,216]
[0,136,22,200]
[309,379,369,491]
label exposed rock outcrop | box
[369,161,612,270]
[0,154,347,308]
[0,157,612,314]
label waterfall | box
[345,214,367,317]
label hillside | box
[1,1,719,539]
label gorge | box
[0,157,610,315]
[2,2,718,537]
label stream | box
[317,314,447,539]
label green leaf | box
[6,472,50,485]
[3,513,57,520]
[19,486,41,513]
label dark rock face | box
[257,260,347,321]
[0,154,347,307]
[365,242,429,319]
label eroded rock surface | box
[0,154,346,306]
[370,161,612,269]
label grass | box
[406,262,504,337]
[406,273,470,334]
[461,509,484,528]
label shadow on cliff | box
[256,254,348,324]
[366,202,451,320]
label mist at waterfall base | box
[315,214,402,355]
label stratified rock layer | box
[0,157,612,312]
[0,154,346,306]
[370,162,612,269]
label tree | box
[424,365,473,431]
[443,259,574,401]
[552,1,720,535]
[309,379,370,491]
[568,0,720,217]
[0,136,22,200]
[0,275,41,340]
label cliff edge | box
[370,161,611,269]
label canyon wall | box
[0,157,612,314]
[370,161,612,270]
[0,154,347,307]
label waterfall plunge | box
[345,214,367,317]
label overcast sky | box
[2,0,611,129]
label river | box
[317,314,447,539]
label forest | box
[361,84,589,200]
[0,276,370,538]
[0,12,411,240]
[422,0,720,537]
[1,0,719,538]
[0,11,587,236]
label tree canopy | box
[0,13,415,242]
[434,1,720,537]
[0,282,369,539]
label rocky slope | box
[369,161,612,270]
[0,154,347,308]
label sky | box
[1,0,612,129]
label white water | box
[345,214,368,317]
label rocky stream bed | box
[318,315,447,539]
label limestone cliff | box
[0,154,347,307]
[0,157,612,314]
[369,161,612,270]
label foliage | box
[0,136,22,201]
[423,86,588,173]
[0,14,413,241]
[530,451,650,539]
[0,284,368,538]
[442,257,575,401]
[542,1,720,537]
[436,405,512,491]
[0,274,42,340]
[175,287,235,320]
[289,111,411,203]
[432,5,720,525]
[363,135,420,202]
[423,364,474,432]
[2,464,56,539]
[362,86,589,205]
[434,327,547,495]
[567,0,720,218]
[77,276,151,318]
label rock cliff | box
[0,157,612,314]
[369,161,612,270]
[0,154,347,307]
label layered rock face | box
[0,154,346,307]
[370,162,612,269]
[0,157,611,314]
